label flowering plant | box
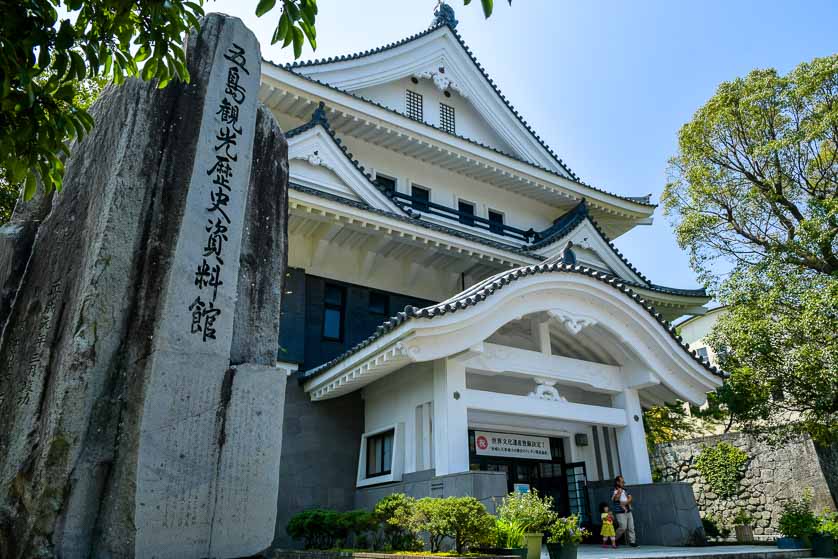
[496,490,558,533]
[546,515,590,545]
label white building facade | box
[262,3,723,542]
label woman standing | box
[612,475,638,547]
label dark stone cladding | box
[299,263,724,383]
[264,23,656,208]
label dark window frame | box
[488,209,504,234]
[410,184,431,212]
[369,291,390,316]
[458,199,476,226]
[374,173,397,194]
[440,102,456,134]
[406,90,423,121]
[366,429,395,478]
[321,283,346,342]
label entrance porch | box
[301,266,724,545]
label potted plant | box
[813,511,838,558]
[496,490,558,559]
[732,509,754,543]
[778,492,818,549]
[473,518,528,559]
[546,516,590,559]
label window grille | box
[374,174,396,194]
[322,283,345,341]
[440,103,456,134]
[406,90,423,121]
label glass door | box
[563,462,590,523]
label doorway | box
[468,430,589,521]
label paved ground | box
[568,545,811,559]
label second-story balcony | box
[390,190,538,244]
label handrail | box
[391,191,536,243]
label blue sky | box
[213,0,838,290]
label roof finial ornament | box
[311,101,328,125]
[432,1,458,29]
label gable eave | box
[281,23,579,179]
[261,65,657,221]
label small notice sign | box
[474,431,551,460]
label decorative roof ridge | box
[285,102,415,217]
[299,263,724,382]
[264,60,656,210]
[274,20,585,182]
[288,182,536,256]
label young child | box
[600,503,617,548]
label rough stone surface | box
[652,432,838,538]
[0,13,288,559]
[587,481,705,546]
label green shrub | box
[374,493,421,551]
[339,510,379,548]
[779,490,818,539]
[694,442,749,499]
[817,510,838,537]
[496,490,558,533]
[287,508,342,549]
[493,518,526,548]
[546,515,590,545]
[412,496,495,553]
[732,509,753,526]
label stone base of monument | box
[0,13,288,559]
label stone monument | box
[0,13,288,559]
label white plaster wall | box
[287,233,463,302]
[465,373,614,407]
[342,135,559,233]
[355,77,517,156]
[362,363,435,475]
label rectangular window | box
[406,90,423,121]
[440,103,456,134]
[696,347,709,361]
[369,291,389,316]
[374,174,396,194]
[411,185,430,212]
[458,199,475,226]
[488,209,504,234]
[322,283,345,341]
[366,430,394,478]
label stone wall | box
[652,432,837,538]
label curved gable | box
[287,24,576,177]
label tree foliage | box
[663,54,838,445]
[694,442,749,499]
[0,1,503,204]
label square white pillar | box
[432,358,469,476]
[612,388,653,484]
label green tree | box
[0,0,504,203]
[0,73,105,224]
[663,54,838,445]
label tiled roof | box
[264,23,656,209]
[300,262,724,382]
[286,107,707,299]
[289,183,534,256]
[285,102,415,216]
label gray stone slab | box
[0,13,288,559]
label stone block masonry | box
[652,432,838,538]
[0,13,288,559]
